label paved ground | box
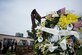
[0,54,3,55]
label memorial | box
[31,8,82,55]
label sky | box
[0,0,82,37]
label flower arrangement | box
[33,8,82,55]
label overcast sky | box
[0,0,82,37]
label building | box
[0,34,34,46]
[15,33,24,37]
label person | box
[14,40,17,52]
[7,40,10,52]
[0,40,2,53]
[2,40,7,54]
[11,40,14,52]
[17,41,23,45]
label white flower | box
[52,12,59,17]
[65,10,75,14]
[41,19,46,23]
[59,39,67,50]
[50,35,59,42]
[41,47,45,53]
[65,10,72,14]
[38,37,43,42]
[67,24,73,31]
[41,19,46,27]
[49,11,59,17]
[54,25,59,30]
[48,45,58,52]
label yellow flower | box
[58,13,80,29]
[41,21,47,27]
[67,13,79,19]
[36,30,42,37]
[67,13,79,23]
[58,15,68,28]
[46,17,54,21]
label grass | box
[76,47,82,55]
[5,51,16,55]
